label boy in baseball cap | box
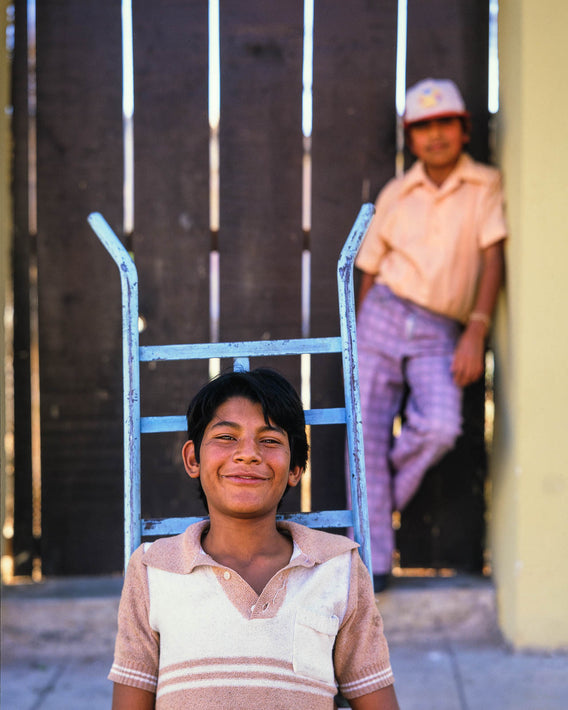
[403,78,472,186]
[355,78,507,591]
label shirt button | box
[262,603,269,610]
[223,571,231,580]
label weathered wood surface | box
[15,0,492,573]
[132,0,210,521]
[309,0,398,513]
[12,0,34,576]
[35,0,124,574]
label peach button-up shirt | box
[355,153,507,323]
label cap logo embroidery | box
[419,88,443,108]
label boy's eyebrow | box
[209,419,286,435]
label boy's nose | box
[428,120,443,136]
[234,437,261,462]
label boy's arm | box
[112,682,155,710]
[355,184,393,311]
[334,554,396,701]
[349,685,400,710]
[451,239,505,387]
[357,271,376,313]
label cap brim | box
[404,110,470,128]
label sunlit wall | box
[492,0,568,649]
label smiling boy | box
[109,368,399,710]
[355,78,507,590]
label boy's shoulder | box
[136,519,210,574]
[455,153,503,185]
[375,160,427,207]
[278,522,359,564]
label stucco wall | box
[492,0,568,649]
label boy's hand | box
[451,239,504,388]
[451,321,486,387]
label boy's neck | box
[423,153,463,187]
[204,515,282,553]
[424,162,457,187]
[202,515,293,595]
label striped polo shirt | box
[109,521,394,708]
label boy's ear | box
[287,466,303,488]
[462,117,472,143]
[182,440,200,478]
[405,129,417,157]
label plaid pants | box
[357,284,463,574]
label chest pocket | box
[293,608,340,685]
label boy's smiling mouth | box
[222,472,268,481]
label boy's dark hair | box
[186,366,309,470]
[405,115,471,145]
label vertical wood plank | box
[219,0,303,511]
[11,0,34,576]
[218,1,304,344]
[36,0,124,574]
[132,0,210,520]
[310,1,398,512]
[218,1,304,512]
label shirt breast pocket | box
[293,608,340,685]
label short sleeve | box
[108,545,159,693]
[333,552,394,699]
[479,170,508,249]
[355,178,400,275]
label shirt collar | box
[141,519,358,574]
[401,152,480,196]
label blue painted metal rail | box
[87,204,374,573]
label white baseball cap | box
[404,78,469,127]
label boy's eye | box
[261,437,282,445]
[410,116,457,131]
[411,119,429,130]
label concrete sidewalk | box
[1,575,567,709]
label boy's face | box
[407,116,469,174]
[182,396,302,521]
